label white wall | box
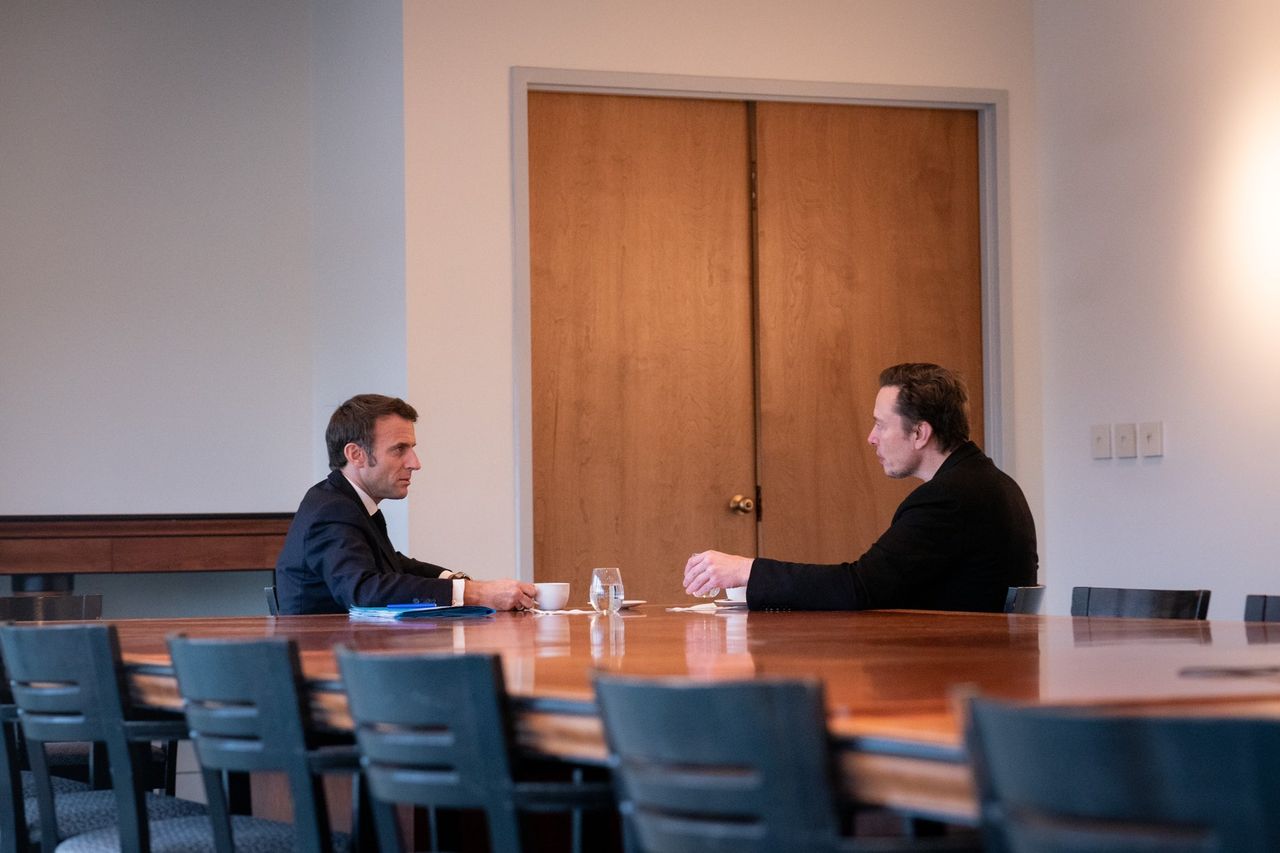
[0,1,313,516]
[401,0,1045,580]
[0,1,314,614]
[310,0,412,544]
[0,1,416,614]
[1035,0,1280,616]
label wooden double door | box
[529,92,984,604]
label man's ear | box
[343,442,366,468]
[913,421,934,450]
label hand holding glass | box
[590,567,624,614]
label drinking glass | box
[589,567,624,614]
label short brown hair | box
[878,363,970,453]
[326,394,418,470]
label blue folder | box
[348,604,496,620]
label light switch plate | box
[1114,423,1137,458]
[1140,421,1164,457]
[1091,424,1112,459]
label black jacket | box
[748,442,1037,612]
[275,470,452,615]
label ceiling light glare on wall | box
[1222,85,1280,295]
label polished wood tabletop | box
[109,607,1280,821]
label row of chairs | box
[5,590,1275,853]
[0,624,618,853]
[1006,585,1280,621]
[0,623,996,853]
[1004,585,1213,618]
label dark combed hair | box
[878,363,970,453]
[325,394,418,470]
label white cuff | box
[452,578,466,606]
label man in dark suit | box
[683,363,1037,612]
[276,394,536,614]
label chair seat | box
[55,815,351,853]
[30,790,205,844]
[21,770,91,798]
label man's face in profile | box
[867,385,923,480]
[348,415,421,502]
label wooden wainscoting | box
[0,514,292,576]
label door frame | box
[510,67,1011,580]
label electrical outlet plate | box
[1091,424,1112,459]
[1114,423,1137,458]
[1140,421,1163,456]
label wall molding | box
[0,514,292,576]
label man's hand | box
[463,579,537,611]
[684,551,752,597]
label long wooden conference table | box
[112,606,1280,823]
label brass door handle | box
[729,495,755,514]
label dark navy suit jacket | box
[275,470,453,615]
[748,442,1037,613]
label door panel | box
[754,102,984,563]
[529,92,757,604]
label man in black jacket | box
[684,363,1037,612]
[276,394,535,614]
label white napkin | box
[666,603,719,613]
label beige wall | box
[402,1,1043,580]
[1035,0,1280,617]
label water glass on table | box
[590,567,624,614]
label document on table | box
[348,604,496,620]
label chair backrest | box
[593,675,845,853]
[0,651,32,853]
[0,623,154,852]
[0,594,103,622]
[264,585,280,616]
[1003,585,1045,614]
[1070,586,1210,619]
[335,648,520,849]
[166,635,333,853]
[1244,594,1280,622]
[966,697,1280,852]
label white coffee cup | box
[726,586,747,602]
[535,582,571,611]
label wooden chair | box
[1002,585,1045,614]
[1070,586,1210,620]
[336,647,613,853]
[0,624,206,853]
[166,635,355,853]
[1243,594,1280,622]
[966,696,1280,852]
[594,675,979,853]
